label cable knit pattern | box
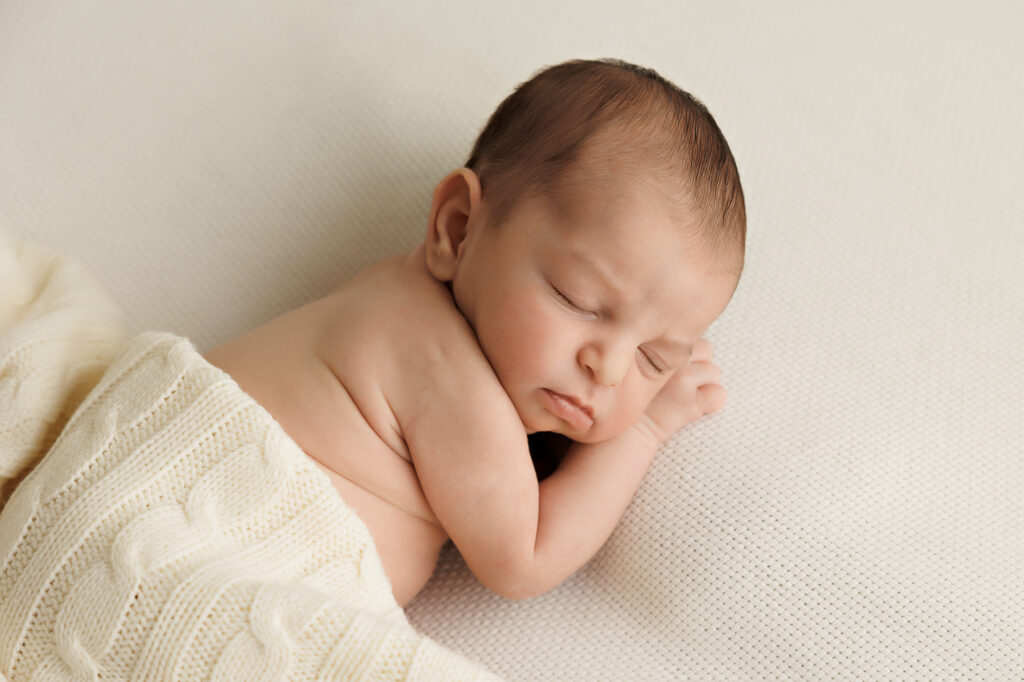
[0,332,498,681]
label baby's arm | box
[400,325,723,599]
[529,338,726,594]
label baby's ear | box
[425,168,482,282]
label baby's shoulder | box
[322,248,494,395]
[386,250,491,378]
[318,247,523,465]
[349,249,513,430]
[351,249,473,350]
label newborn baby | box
[204,58,746,606]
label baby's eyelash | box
[551,287,589,314]
[640,349,668,374]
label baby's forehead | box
[539,202,726,292]
[537,155,742,279]
[542,144,692,224]
[543,172,697,249]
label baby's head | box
[425,58,745,442]
[464,58,745,273]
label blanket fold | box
[0,328,497,680]
[0,233,126,504]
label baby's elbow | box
[468,544,568,600]
[481,566,559,601]
[490,580,538,601]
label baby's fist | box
[635,338,726,447]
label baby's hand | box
[634,338,726,448]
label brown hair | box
[465,58,746,271]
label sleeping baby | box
[204,58,746,606]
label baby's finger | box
[696,383,727,415]
[689,338,715,363]
[684,360,722,387]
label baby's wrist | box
[629,415,670,453]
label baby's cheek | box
[613,386,657,432]
[596,403,641,442]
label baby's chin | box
[522,414,622,444]
[558,427,620,444]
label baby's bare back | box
[204,246,470,605]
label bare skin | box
[205,164,738,606]
[204,250,459,606]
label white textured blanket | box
[0,239,497,680]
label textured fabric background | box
[2,1,1022,679]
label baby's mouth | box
[540,388,594,432]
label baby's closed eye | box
[638,348,669,374]
[550,285,598,318]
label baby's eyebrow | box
[564,248,617,294]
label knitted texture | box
[0,233,126,505]
[0,332,499,681]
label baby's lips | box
[541,388,594,432]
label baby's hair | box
[466,58,746,273]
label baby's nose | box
[579,343,630,387]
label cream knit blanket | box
[0,234,126,505]
[0,237,498,681]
